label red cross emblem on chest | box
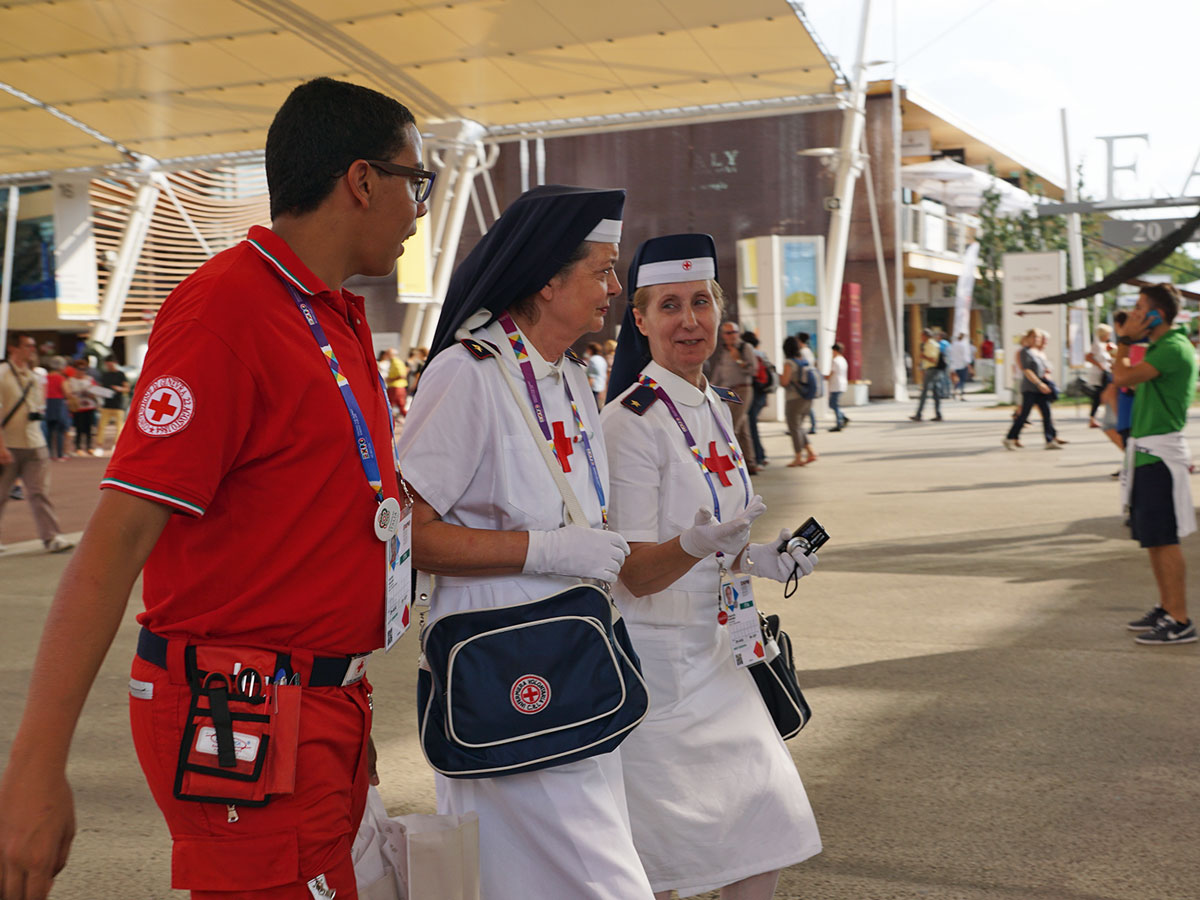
[551,421,574,473]
[704,441,734,487]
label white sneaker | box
[1002,438,1018,450]
[45,536,75,553]
[1045,440,1063,450]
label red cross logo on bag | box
[511,674,551,714]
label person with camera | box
[1115,284,1198,645]
[0,333,73,555]
[602,234,821,900]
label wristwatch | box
[1117,335,1135,346]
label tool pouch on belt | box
[174,645,301,806]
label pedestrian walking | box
[781,336,818,467]
[0,77,428,899]
[0,334,74,555]
[743,330,775,466]
[397,184,655,900]
[826,341,849,430]
[910,327,944,421]
[707,321,759,473]
[1085,323,1114,427]
[602,232,821,900]
[96,358,130,453]
[1003,329,1066,450]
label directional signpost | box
[999,251,1066,398]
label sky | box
[803,0,1200,212]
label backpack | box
[793,359,821,400]
[753,353,778,393]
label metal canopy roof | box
[0,0,842,181]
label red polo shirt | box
[103,226,396,653]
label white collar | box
[642,360,710,408]
[480,318,565,382]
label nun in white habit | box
[600,234,822,900]
[396,185,654,900]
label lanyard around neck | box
[637,373,750,522]
[282,283,400,504]
[497,313,607,526]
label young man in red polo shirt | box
[0,78,430,900]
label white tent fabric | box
[901,158,1035,217]
[0,0,842,181]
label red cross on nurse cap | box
[627,233,717,296]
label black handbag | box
[748,612,811,740]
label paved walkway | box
[2,395,1197,899]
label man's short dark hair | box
[783,336,800,358]
[266,78,416,219]
[1141,283,1181,324]
[798,332,810,344]
[6,333,31,350]
[832,341,843,352]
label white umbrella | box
[901,159,1035,217]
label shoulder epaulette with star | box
[564,347,586,366]
[460,338,498,361]
[710,385,743,404]
[621,384,659,415]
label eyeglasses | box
[365,160,436,203]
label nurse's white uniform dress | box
[397,319,654,900]
[600,360,821,898]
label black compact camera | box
[777,516,829,556]
[27,410,44,422]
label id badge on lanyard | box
[718,572,765,668]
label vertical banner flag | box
[952,242,980,340]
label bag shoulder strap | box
[481,342,590,528]
[1,363,34,429]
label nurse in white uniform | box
[397,185,654,900]
[600,234,822,900]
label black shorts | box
[1130,460,1178,548]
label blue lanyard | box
[284,284,400,503]
[497,313,608,526]
[637,374,751,522]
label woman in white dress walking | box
[397,185,654,900]
[601,234,822,900]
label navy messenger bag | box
[417,583,647,778]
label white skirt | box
[430,579,654,900]
[620,591,822,897]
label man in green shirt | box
[1113,284,1198,645]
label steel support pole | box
[1060,109,1089,342]
[0,186,19,360]
[819,0,874,377]
[861,131,901,393]
[90,178,160,349]
[418,121,487,349]
[891,2,907,399]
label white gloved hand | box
[678,494,767,559]
[524,525,631,583]
[745,528,819,583]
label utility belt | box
[136,627,370,808]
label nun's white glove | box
[745,528,819,583]
[679,495,767,559]
[524,525,630,583]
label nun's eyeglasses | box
[365,160,437,203]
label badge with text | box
[137,376,195,437]
[722,574,765,669]
[383,505,413,651]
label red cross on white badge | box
[682,259,692,270]
[147,391,179,423]
[551,421,574,473]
